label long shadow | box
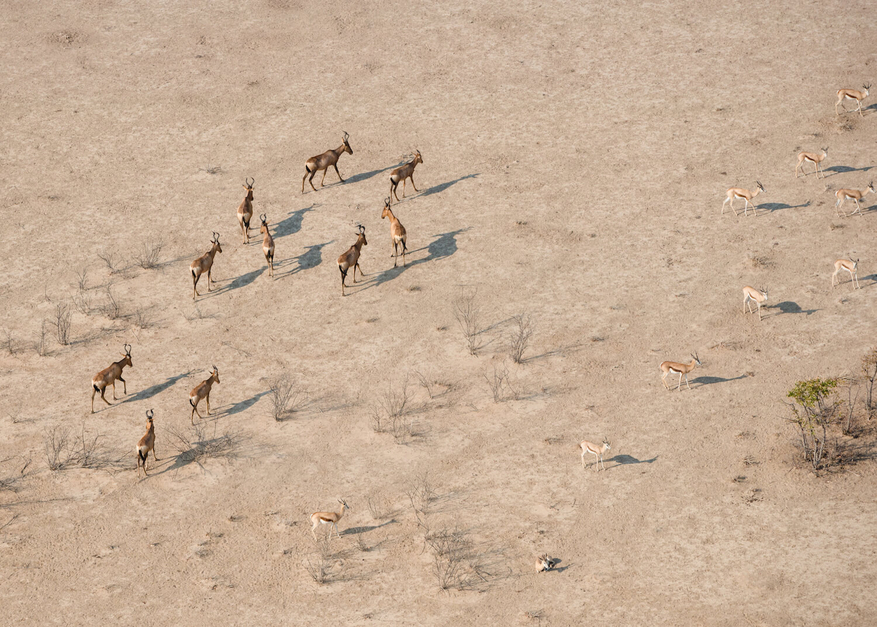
[124,371,195,404]
[276,241,333,279]
[345,161,405,185]
[418,173,479,198]
[690,374,749,388]
[608,454,658,466]
[216,391,270,417]
[215,267,265,294]
[341,520,396,536]
[274,205,317,239]
[758,200,811,214]
[773,301,818,316]
[823,165,874,177]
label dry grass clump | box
[167,421,238,464]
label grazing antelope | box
[832,258,860,290]
[660,353,702,391]
[380,197,407,267]
[302,131,353,193]
[835,182,875,217]
[579,438,611,471]
[743,286,769,321]
[310,498,349,539]
[535,554,558,573]
[389,150,423,203]
[189,366,220,424]
[795,148,828,179]
[836,84,871,117]
[337,225,367,296]
[91,344,133,412]
[190,232,222,300]
[136,409,157,477]
[722,181,765,217]
[260,214,275,277]
[237,178,255,244]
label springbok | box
[260,214,275,277]
[380,197,407,267]
[190,232,222,300]
[310,498,349,539]
[389,150,423,203]
[836,84,871,117]
[91,344,133,412]
[660,353,702,391]
[237,178,255,244]
[743,286,769,321]
[189,366,220,424]
[136,409,157,477]
[579,438,611,471]
[337,225,367,296]
[832,258,860,290]
[302,131,353,193]
[795,148,828,179]
[535,554,558,573]
[835,182,875,217]
[722,181,765,217]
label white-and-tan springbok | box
[237,178,255,244]
[91,343,133,412]
[832,258,860,290]
[836,84,871,117]
[260,214,275,277]
[535,554,558,573]
[722,181,765,217]
[660,353,702,391]
[835,182,875,217]
[136,409,157,477]
[190,232,222,300]
[389,150,423,203]
[189,366,220,424]
[310,498,349,539]
[302,131,353,193]
[337,225,367,296]
[743,286,769,321]
[380,197,408,267]
[796,148,828,179]
[579,437,611,471]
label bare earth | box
[2,1,876,625]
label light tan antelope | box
[260,214,275,277]
[189,366,220,424]
[389,150,423,203]
[310,498,349,539]
[836,84,871,117]
[722,181,765,217]
[136,409,157,477]
[380,197,407,267]
[190,232,222,300]
[237,178,255,244]
[796,148,828,179]
[835,182,875,217]
[580,437,611,471]
[743,286,769,321]
[660,353,702,391]
[832,258,860,290]
[337,225,367,296]
[91,344,133,412]
[535,554,558,573]
[302,131,353,193]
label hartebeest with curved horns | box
[189,366,220,424]
[796,148,828,179]
[259,214,275,277]
[310,498,349,539]
[338,225,367,296]
[832,258,860,290]
[190,232,222,300]
[835,182,875,217]
[136,409,157,477]
[722,181,765,217]
[237,178,255,244]
[302,131,352,193]
[381,197,407,267]
[660,353,702,391]
[836,84,870,117]
[389,150,423,203]
[91,344,133,412]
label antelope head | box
[821,148,829,157]
[260,214,268,232]
[691,352,701,366]
[356,224,367,246]
[602,437,611,451]
[864,83,872,94]
[121,343,133,367]
[868,182,874,193]
[761,287,769,301]
[381,197,392,219]
[211,365,220,383]
[413,149,423,165]
[338,498,349,511]
[146,408,154,425]
[242,177,255,199]
[756,181,764,192]
[211,232,223,253]
[341,131,352,154]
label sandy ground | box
[2,0,877,624]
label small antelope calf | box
[136,409,157,477]
[189,366,220,424]
[796,148,828,179]
[302,131,353,193]
[260,214,275,277]
[832,258,860,290]
[91,343,133,412]
[836,84,871,117]
[535,554,558,573]
[580,438,611,471]
[835,182,875,217]
[389,150,423,203]
[310,498,349,539]
[381,197,408,267]
[237,178,255,244]
[743,286,769,321]
[722,181,765,217]
[660,353,702,391]
[337,225,367,296]
[190,232,222,300]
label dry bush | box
[184,305,217,322]
[97,250,123,275]
[3,328,17,355]
[426,522,487,592]
[414,369,452,400]
[304,535,339,584]
[100,286,122,320]
[72,424,108,468]
[53,302,72,346]
[372,378,417,443]
[485,361,518,402]
[268,373,306,421]
[453,290,485,355]
[0,456,30,492]
[862,348,877,414]
[167,421,237,464]
[366,492,395,521]
[43,425,73,471]
[135,238,164,269]
[75,266,89,292]
[34,321,49,357]
[407,472,436,515]
[131,307,153,330]
[507,313,533,364]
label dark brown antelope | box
[189,366,220,424]
[237,178,255,244]
[389,150,423,203]
[190,232,222,300]
[337,225,367,296]
[381,197,407,267]
[836,84,871,117]
[260,214,275,278]
[136,409,157,477]
[302,131,353,193]
[91,344,133,412]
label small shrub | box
[269,373,305,421]
[34,322,49,357]
[786,378,839,470]
[100,286,121,320]
[167,422,237,464]
[453,290,484,355]
[862,348,877,414]
[135,238,164,270]
[43,425,72,471]
[507,313,533,364]
[97,250,122,274]
[53,302,72,346]
[304,536,337,584]
[3,328,16,355]
[484,361,517,402]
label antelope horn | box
[260,213,267,222]
[212,364,218,372]
[342,130,349,139]
[146,409,154,419]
